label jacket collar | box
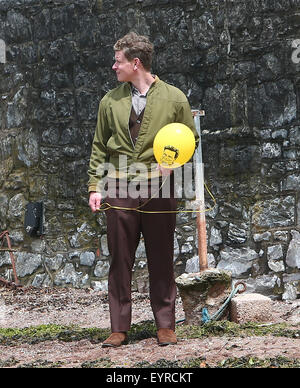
[127,75,160,93]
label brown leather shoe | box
[157,328,177,346]
[102,332,128,348]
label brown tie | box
[129,107,145,145]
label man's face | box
[112,50,135,82]
[161,148,177,167]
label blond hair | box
[114,32,154,71]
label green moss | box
[176,270,232,294]
[0,321,299,368]
[176,321,300,340]
[216,356,300,368]
[0,357,19,368]
[0,321,156,346]
[135,359,181,368]
[3,355,299,369]
[81,358,115,368]
[95,0,103,13]
[134,356,300,369]
[128,320,157,341]
[18,359,65,368]
[0,320,298,348]
[0,324,110,346]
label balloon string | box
[96,177,216,214]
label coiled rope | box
[97,176,216,214]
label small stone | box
[94,260,110,278]
[217,246,258,277]
[268,259,285,273]
[209,226,222,246]
[286,230,300,269]
[267,244,283,261]
[230,293,273,324]
[80,251,95,266]
[54,263,83,288]
[15,252,42,277]
[91,280,108,292]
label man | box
[88,32,198,347]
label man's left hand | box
[157,164,173,176]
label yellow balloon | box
[153,123,196,168]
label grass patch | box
[128,320,156,341]
[81,358,115,368]
[0,324,110,346]
[3,355,299,368]
[1,320,299,369]
[216,356,300,368]
[134,356,300,369]
[176,321,300,340]
[0,320,158,346]
[0,320,298,346]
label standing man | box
[88,32,198,347]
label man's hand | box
[157,164,173,176]
[89,191,102,213]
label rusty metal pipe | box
[192,110,208,272]
[0,230,19,285]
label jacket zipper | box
[128,88,136,149]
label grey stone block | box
[230,293,273,324]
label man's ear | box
[133,57,141,69]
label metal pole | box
[192,110,208,272]
[0,230,19,285]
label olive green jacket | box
[88,76,198,192]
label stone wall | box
[0,0,300,300]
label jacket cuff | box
[88,185,98,193]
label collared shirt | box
[131,85,147,116]
[131,75,156,115]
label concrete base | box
[230,293,273,324]
[175,269,232,325]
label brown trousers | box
[104,175,177,332]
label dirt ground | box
[0,285,299,368]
